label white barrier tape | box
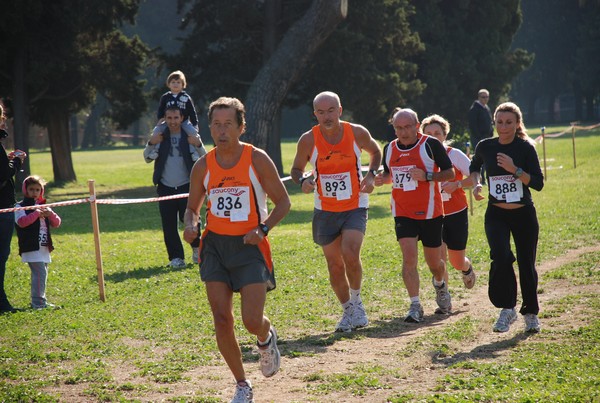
[0,194,189,213]
[573,122,600,131]
[534,122,600,143]
[0,198,90,213]
[95,193,189,205]
[0,165,385,213]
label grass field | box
[1,126,599,402]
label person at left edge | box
[0,104,25,314]
[143,106,204,269]
[183,97,290,403]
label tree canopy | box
[168,0,530,150]
[408,0,532,138]
[0,0,149,181]
[511,0,600,122]
[169,0,424,140]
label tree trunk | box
[546,95,555,124]
[47,106,76,182]
[132,119,141,146]
[527,95,537,125]
[262,0,284,173]
[70,114,79,149]
[267,111,283,173]
[244,0,347,169]
[82,95,108,149]
[12,46,31,177]
[585,93,595,121]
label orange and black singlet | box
[309,122,367,212]
[383,134,446,220]
[203,143,268,236]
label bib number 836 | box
[217,196,242,210]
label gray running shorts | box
[200,231,275,292]
[312,208,367,246]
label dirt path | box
[52,243,600,402]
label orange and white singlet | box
[442,147,469,216]
[203,143,268,236]
[385,134,443,220]
[309,122,367,212]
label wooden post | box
[571,123,577,169]
[88,180,106,302]
[541,127,547,179]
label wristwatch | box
[426,172,433,181]
[369,169,378,176]
[259,223,269,236]
[513,168,524,179]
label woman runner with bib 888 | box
[469,102,544,334]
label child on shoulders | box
[147,70,206,161]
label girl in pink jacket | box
[14,175,61,309]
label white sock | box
[433,278,444,287]
[258,331,272,347]
[410,296,420,304]
[350,288,361,304]
[342,300,352,310]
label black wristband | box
[299,176,309,186]
[369,169,378,176]
[259,223,269,236]
[513,167,524,179]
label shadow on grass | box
[102,263,194,283]
[271,313,454,360]
[431,331,533,366]
[241,330,371,363]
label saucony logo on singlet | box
[211,188,246,197]
[325,173,348,180]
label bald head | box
[392,108,419,125]
[392,108,420,146]
[313,91,341,109]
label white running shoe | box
[168,258,186,269]
[493,308,518,332]
[257,327,280,378]
[462,266,477,289]
[524,313,540,333]
[351,300,369,329]
[404,302,424,323]
[192,247,199,264]
[433,278,452,314]
[231,380,254,403]
[335,307,353,332]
